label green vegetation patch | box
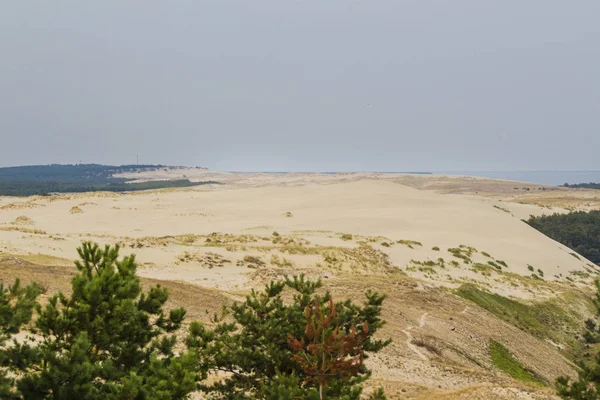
[489,340,541,384]
[456,284,579,343]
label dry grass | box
[69,206,83,214]
[12,215,34,225]
[0,226,47,234]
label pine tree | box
[0,279,43,399]
[10,242,204,399]
[190,274,390,399]
[289,298,369,400]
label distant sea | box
[433,171,600,186]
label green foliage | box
[1,244,391,399]
[0,164,216,196]
[289,298,369,398]
[527,211,600,265]
[564,183,600,190]
[191,275,390,399]
[0,279,43,399]
[6,242,202,399]
[557,280,600,399]
[489,340,540,384]
[456,284,576,341]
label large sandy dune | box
[1,173,598,398]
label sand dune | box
[1,173,598,398]
[0,177,593,296]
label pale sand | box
[0,175,594,297]
[2,172,596,398]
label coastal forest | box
[0,164,215,196]
[563,183,600,189]
[527,210,600,265]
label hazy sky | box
[1,1,599,171]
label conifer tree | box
[0,279,42,399]
[289,297,369,400]
[10,242,204,399]
[190,275,390,399]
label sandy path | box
[402,312,429,361]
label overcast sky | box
[1,1,599,171]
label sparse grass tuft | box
[487,261,501,270]
[12,215,34,225]
[537,269,544,277]
[472,263,497,276]
[397,240,423,249]
[493,205,512,214]
[243,255,264,265]
[0,226,47,235]
[448,247,472,264]
[340,233,353,241]
[432,246,440,251]
[270,254,294,268]
[69,206,83,214]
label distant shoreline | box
[227,170,600,186]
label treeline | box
[0,243,389,399]
[526,211,600,264]
[0,179,217,196]
[0,164,164,182]
[0,164,215,196]
[563,182,600,189]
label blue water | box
[433,171,600,186]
